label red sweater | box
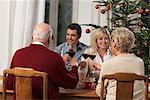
[7,44,79,100]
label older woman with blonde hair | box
[96,27,145,100]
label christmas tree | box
[84,0,150,75]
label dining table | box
[0,76,150,100]
[59,87,99,100]
[0,76,99,100]
[0,86,99,100]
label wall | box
[72,0,110,46]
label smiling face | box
[66,28,80,45]
[96,33,110,50]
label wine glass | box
[82,53,90,60]
[66,43,75,58]
[86,48,96,80]
[89,54,96,60]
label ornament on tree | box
[134,39,137,45]
[104,5,110,11]
[85,29,91,33]
[143,40,149,47]
[95,5,100,9]
[127,14,131,19]
[101,9,105,14]
[136,49,142,57]
[144,8,150,14]
[137,8,143,14]
[114,21,120,27]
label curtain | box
[0,0,45,75]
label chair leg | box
[3,73,7,100]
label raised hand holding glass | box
[66,43,75,58]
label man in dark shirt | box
[7,23,79,99]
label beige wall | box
[72,0,110,46]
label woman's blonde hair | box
[111,27,135,52]
[90,27,111,50]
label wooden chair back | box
[100,72,149,100]
[3,67,48,100]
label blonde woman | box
[90,26,111,69]
[96,27,144,100]
[78,27,111,83]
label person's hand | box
[70,57,78,71]
[93,62,101,70]
[70,57,78,67]
[79,61,87,69]
[63,54,71,62]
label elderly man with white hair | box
[6,23,79,99]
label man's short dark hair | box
[67,23,82,38]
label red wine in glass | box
[67,50,75,58]
[89,55,96,60]
[82,54,90,59]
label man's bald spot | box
[34,23,50,34]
